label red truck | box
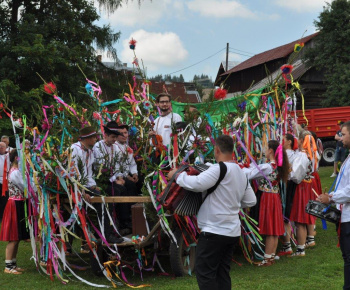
[296,106,350,166]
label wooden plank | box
[90,196,152,203]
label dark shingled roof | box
[222,32,318,75]
[150,81,200,103]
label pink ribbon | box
[275,145,283,166]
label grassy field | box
[0,166,344,289]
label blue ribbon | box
[99,99,123,107]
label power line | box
[228,49,254,58]
[229,47,255,55]
[167,47,226,75]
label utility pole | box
[226,43,229,71]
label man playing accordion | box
[168,135,256,290]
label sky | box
[96,0,333,82]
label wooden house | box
[215,33,326,110]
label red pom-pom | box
[281,64,293,75]
[44,82,57,95]
[129,38,137,50]
[214,88,227,100]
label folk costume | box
[241,163,273,222]
[0,167,29,241]
[93,140,120,183]
[175,162,256,290]
[285,149,309,219]
[278,149,309,256]
[257,161,284,236]
[290,153,315,224]
[114,137,139,230]
[115,141,138,179]
[70,127,123,244]
[70,141,96,189]
[0,152,10,221]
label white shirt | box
[9,168,24,191]
[176,162,256,237]
[0,153,10,184]
[288,150,309,184]
[93,140,120,183]
[153,112,182,147]
[5,146,13,154]
[241,163,273,180]
[115,142,138,177]
[70,142,96,188]
[331,154,350,223]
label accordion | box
[157,164,210,216]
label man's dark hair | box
[341,121,350,133]
[215,135,233,154]
[156,93,172,103]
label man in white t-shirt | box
[168,135,256,290]
[149,93,182,149]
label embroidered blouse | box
[8,167,25,200]
[258,161,280,193]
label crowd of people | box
[0,92,349,290]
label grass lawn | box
[0,166,344,289]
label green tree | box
[0,0,129,136]
[0,1,120,97]
[304,0,350,107]
[150,74,163,81]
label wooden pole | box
[226,43,229,71]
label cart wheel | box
[90,243,108,277]
[169,228,196,277]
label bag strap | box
[202,162,227,203]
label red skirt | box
[290,181,316,225]
[311,172,322,198]
[0,199,29,241]
[259,192,284,236]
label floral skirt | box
[290,181,316,225]
[259,191,284,236]
[0,199,29,241]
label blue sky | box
[96,0,333,82]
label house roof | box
[222,32,318,75]
[150,81,200,103]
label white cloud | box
[120,30,188,72]
[275,0,333,13]
[173,1,185,12]
[187,0,280,19]
[187,0,255,18]
[100,0,171,27]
